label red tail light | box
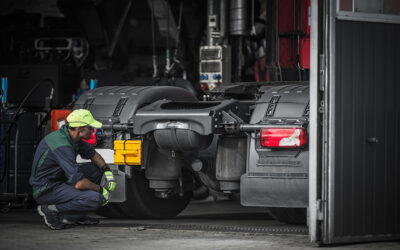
[260,127,307,148]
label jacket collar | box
[60,125,75,146]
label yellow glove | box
[103,170,116,192]
[101,187,110,206]
[101,165,116,192]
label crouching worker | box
[29,109,116,230]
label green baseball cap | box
[67,109,102,128]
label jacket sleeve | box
[52,146,84,186]
[78,140,96,160]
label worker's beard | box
[79,129,92,140]
[83,133,91,140]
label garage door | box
[318,0,400,244]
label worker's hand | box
[101,165,116,192]
[101,187,110,206]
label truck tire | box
[116,170,192,219]
[96,203,126,218]
[268,207,307,225]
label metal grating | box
[105,223,308,235]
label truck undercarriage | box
[75,82,309,224]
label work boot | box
[37,205,65,230]
[62,216,100,225]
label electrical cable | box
[173,1,184,64]
[36,87,55,136]
[151,0,158,78]
[0,120,18,183]
[0,78,55,147]
[0,104,4,182]
[13,123,19,195]
[165,0,184,79]
[165,0,171,75]
[0,87,4,112]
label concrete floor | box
[0,200,399,250]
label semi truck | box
[74,82,310,224]
[71,0,312,225]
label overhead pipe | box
[275,0,282,80]
[229,0,248,36]
[297,0,306,79]
[220,0,227,39]
[229,0,248,82]
[265,0,278,81]
[207,0,214,45]
[293,0,302,80]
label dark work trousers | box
[35,163,103,220]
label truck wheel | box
[96,203,126,218]
[268,208,307,225]
[117,170,192,219]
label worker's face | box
[79,126,93,140]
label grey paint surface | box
[332,20,400,241]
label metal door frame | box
[308,0,322,243]
[323,0,336,244]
